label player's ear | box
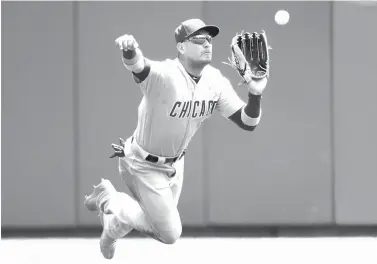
[177,42,185,55]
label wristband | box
[241,107,262,126]
[124,57,145,72]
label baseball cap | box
[175,18,220,43]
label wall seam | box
[329,1,337,225]
[72,1,80,227]
[201,1,210,227]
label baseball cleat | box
[84,178,116,212]
[99,211,117,259]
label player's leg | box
[85,178,164,238]
[84,179,133,259]
[170,157,185,205]
[99,157,184,241]
[84,172,179,259]
[117,160,182,244]
[88,159,181,242]
[104,157,184,241]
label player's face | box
[183,31,213,64]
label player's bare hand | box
[247,77,268,96]
[114,34,139,51]
[109,137,125,158]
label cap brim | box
[189,25,220,38]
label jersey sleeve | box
[216,77,246,118]
[132,59,166,95]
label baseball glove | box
[223,30,270,84]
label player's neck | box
[179,57,204,78]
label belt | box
[131,137,185,164]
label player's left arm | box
[228,93,261,131]
[228,77,267,131]
[217,77,267,131]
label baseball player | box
[84,18,270,259]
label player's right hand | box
[114,34,139,51]
[109,137,125,158]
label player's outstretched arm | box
[230,77,267,131]
[114,34,151,82]
[228,91,262,131]
[223,30,270,131]
[217,76,266,132]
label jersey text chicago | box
[169,100,219,119]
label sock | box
[103,192,163,242]
[106,214,132,239]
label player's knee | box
[159,225,182,244]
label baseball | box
[275,10,290,25]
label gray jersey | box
[132,58,245,157]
